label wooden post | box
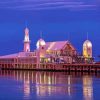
[37,50,40,69]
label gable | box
[63,42,76,51]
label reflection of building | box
[0,70,75,98]
[23,71,30,99]
[0,70,96,100]
[83,76,93,100]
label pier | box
[0,27,98,73]
[0,63,100,72]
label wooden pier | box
[0,63,100,72]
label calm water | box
[0,70,100,100]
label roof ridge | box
[46,40,68,43]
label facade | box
[36,39,77,64]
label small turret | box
[83,33,92,58]
[24,27,30,52]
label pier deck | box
[0,63,100,72]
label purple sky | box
[0,0,99,11]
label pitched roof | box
[45,41,76,51]
[0,53,19,58]
[0,52,35,59]
[45,41,68,51]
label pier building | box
[0,27,77,65]
[0,27,97,71]
[36,38,77,64]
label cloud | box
[0,0,98,11]
[14,4,96,10]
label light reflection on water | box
[0,70,100,100]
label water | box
[0,70,100,100]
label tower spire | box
[24,26,30,52]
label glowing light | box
[83,76,93,100]
[24,28,30,42]
[68,76,71,96]
[87,42,92,47]
[24,36,29,42]
[24,27,30,52]
[36,38,46,49]
[83,40,92,58]
[24,80,30,97]
[83,40,92,48]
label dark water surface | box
[0,70,100,100]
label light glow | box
[83,40,92,58]
[36,38,46,49]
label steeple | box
[24,27,30,52]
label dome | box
[83,40,92,47]
[36,38,46,49]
